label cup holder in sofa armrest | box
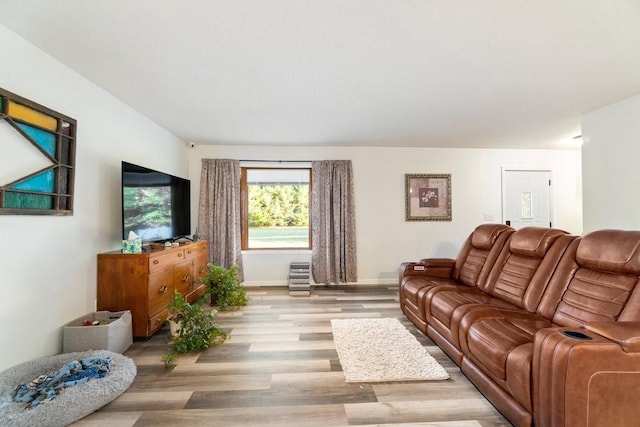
[562,330,592,340]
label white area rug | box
[331,318,450,383]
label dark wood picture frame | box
[0,87,77,215]
[405,173,452,221]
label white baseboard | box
[242,279,397,287]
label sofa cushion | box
[471,223,514,250]
[429,287,516,329]
[457,224,514,287]
[509,227,567,258]
[402,277,459,317]
[490,253,548,308]
[403,278,443,302]
[549,230,640,327]
[463,312,552,412]
[426,287,518,354]
[485,232,576,312]
[576,229,640,274]
[425,228,573,349]
[401,277,460,333]
[552,267,639,327]
[457,246,496,287]
[467,318,532,380]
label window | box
[241,167,311,250]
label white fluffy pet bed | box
[0,350,136,427]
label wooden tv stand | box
[97,240,208,338]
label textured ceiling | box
[1,1,639,149]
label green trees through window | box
[248,184,308,227]
[242,168,310,249]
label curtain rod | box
[239,160,311,163]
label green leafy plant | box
[201,264,248,310]
[161,352,177,367]
[166,291,226,354]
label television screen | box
[121,161,191,242]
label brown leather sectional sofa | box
[399,224,640,427]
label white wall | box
[0,26,188,371]
[187,145,582,286]
[582,93,640,232]
[0,22,588,372]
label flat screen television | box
[121,161,191,242]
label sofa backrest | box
[452,223,514,287]
[550,229,640,326]
[481,227,576,312]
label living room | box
[1,3,639,423]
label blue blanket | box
[12,356,112,409]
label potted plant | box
[201,264,248,310]
[166,291,226,354]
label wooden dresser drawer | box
[148,269,173,315]
[194,253,208,278]
[149,249,185,272]
[148,295,172,319]
[174,260,193,295]
[185,284,206,303]
[184,242,206,259]
[149,308,169,334]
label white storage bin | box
[63,310,133,353]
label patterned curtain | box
[197,159,244,281]
[311,160,357,284]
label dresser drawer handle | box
[160,284,168,293]
[178,253,183,258]
[153,260,159,265]
[187,250,192,255]
[155,318,163,324]
[182,274,190,282]
[199,267,206,274]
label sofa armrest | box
[584,321,640,353]
[533,327,640,427]
[418,258,457,269]
[399,259,455,283]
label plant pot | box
[169,319,179,338]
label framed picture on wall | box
[405,174,452,221]
[0,87,77,216]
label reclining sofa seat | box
[423,227,576,365]
[399,223,514,333]
[455,235,581,426]
[532,229,640,427]
[458,230,640,426]
[402,228,640,427]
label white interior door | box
[502,169,551,229]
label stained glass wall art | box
[0,87,77,215]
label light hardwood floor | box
[74,285,512,427]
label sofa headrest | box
[471,224,513,250]
[577,230,640,274]
[509,227,568,258]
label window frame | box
[241,166,312,251]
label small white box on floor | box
[63,310,133,353]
